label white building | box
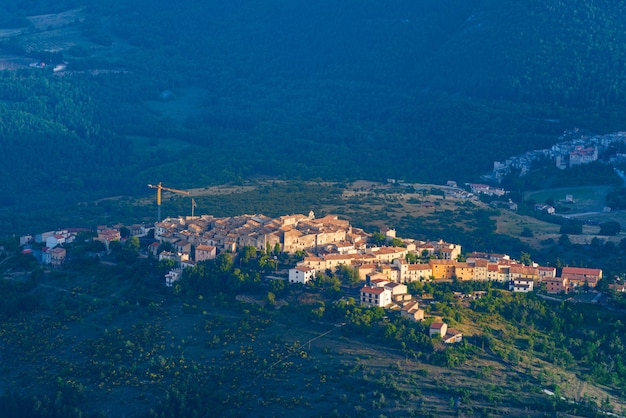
[46,234,66,248]
[165,268,183,287]
[360,286,392,308]
[289,266,316,284]
[159,251,189,264]
[19,235,33,246]
[510,278,534,293]
[35,231,55,244]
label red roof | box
[408,264,431,271]
[473,259,489,267]
[562,267,601,276]
[360,286,385,295]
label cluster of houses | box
[149,212,371,286]
[288,236,602,343]
[153,211,369,254]
[20,229,80,268]
[22,212,603,298]
[21,224,152,268]
[465,183,507,197]
[291,245,601,294]
[19,210,605,343]
[484,130,626,183]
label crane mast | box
[148,182,190,222]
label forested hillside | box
[0,0,625,218]
[1,240,626,417]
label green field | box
[503,185,626,247]
[524,185,614,213]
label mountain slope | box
[0,0,625,210]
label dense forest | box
[0,0,626,223]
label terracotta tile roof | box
[360,286,385,295]
[562,267,602,276]
[408,264,431,271]
[196,244,216,251]
[472,259,489,267]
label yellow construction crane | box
[148,182,190,222]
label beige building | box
[471,258,489,281]
[429,322,448,338]
[97,229,121,251]
[538,266,557,279]
[195,244,217,262]
[49,247,66,268]
[561,267,602,288]
[405,263,433,282]
[486,264,500,281]
[545,277,569,294]
[401,301,424,321]
[384,282,408,299]
[433,240,462,260]
[509,264,538,282]
[368,247,408,263]
[356,264,377,280]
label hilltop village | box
[147,212,600,294]
[21,211,604,299]
[24,212,604,291]
[19,211,607,343]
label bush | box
[520,227,534,237]
[599,220,621,236]
[560,222,582,235]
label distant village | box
[483,129,626,183]
[20,209,609,344]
